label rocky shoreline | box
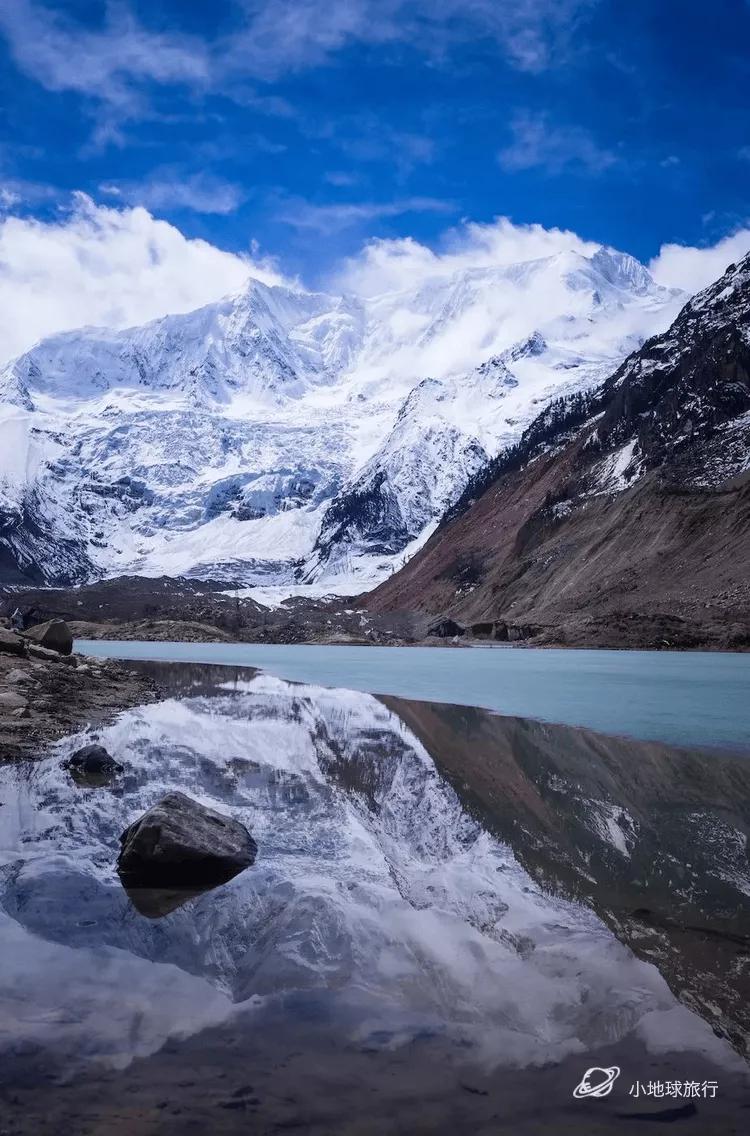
[3,573,748,652]
[0,622,160,764]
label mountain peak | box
[0,237,687,590]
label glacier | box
[0,245,684,592]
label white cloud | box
[498,111,618,174]
[0,194,285,363]
[0,1,599,144]
[276,195,454,233]
[333,215,599,295]
[101,172,246,215]
[0,2,208,112]
[648,228,750,293]
[0,194,746,380]
[226,0,599,79]
[328,216,631,382]
[0,187,21,210]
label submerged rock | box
[23,618,74,656]
[117,791,257,889]
[122,885,213,919]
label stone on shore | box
[22,618,74,656]
[0,628,26,656]
[27,643,76,664]
[0,691,29,712]
[5,668,33,684]
[117,791,257,888]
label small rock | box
[27,644,76,665]
[118,791,257,889]
[75,664,91,674]
[11,706,30,719]
[22,618,74,656]
[64,743,123,777]
[0,691,29,712]
[5,669,33,684]
[0,628,25,656]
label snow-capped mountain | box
[0,246,683,590]
[366,253,750,649]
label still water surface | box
[78,639,750,750]
[1,659,749,1133]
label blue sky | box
[0,0,748,288]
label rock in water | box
[122,885,210,920]
[64,743,123,778]
[117,791,257,888]
[23,618,74,656]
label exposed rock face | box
[117,791,257,888]
[367,254,750,649]
[427,618,465,639]
[22,618,74,656]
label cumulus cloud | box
[0,195,285,363]
[330,216,618,382]
[648,228,750,293]
[333,215,599,296]
[1,196,746,380]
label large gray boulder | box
[117,791,257,888]
[23,618,74,656]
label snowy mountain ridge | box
[0,245,684,591]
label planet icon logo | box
[573,1066,621,1099]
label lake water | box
[1,656,749,1132]
[77,640,750,751]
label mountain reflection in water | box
[0,659,748,1135]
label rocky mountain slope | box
[0,247,680,591]
[366,254,750,648]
